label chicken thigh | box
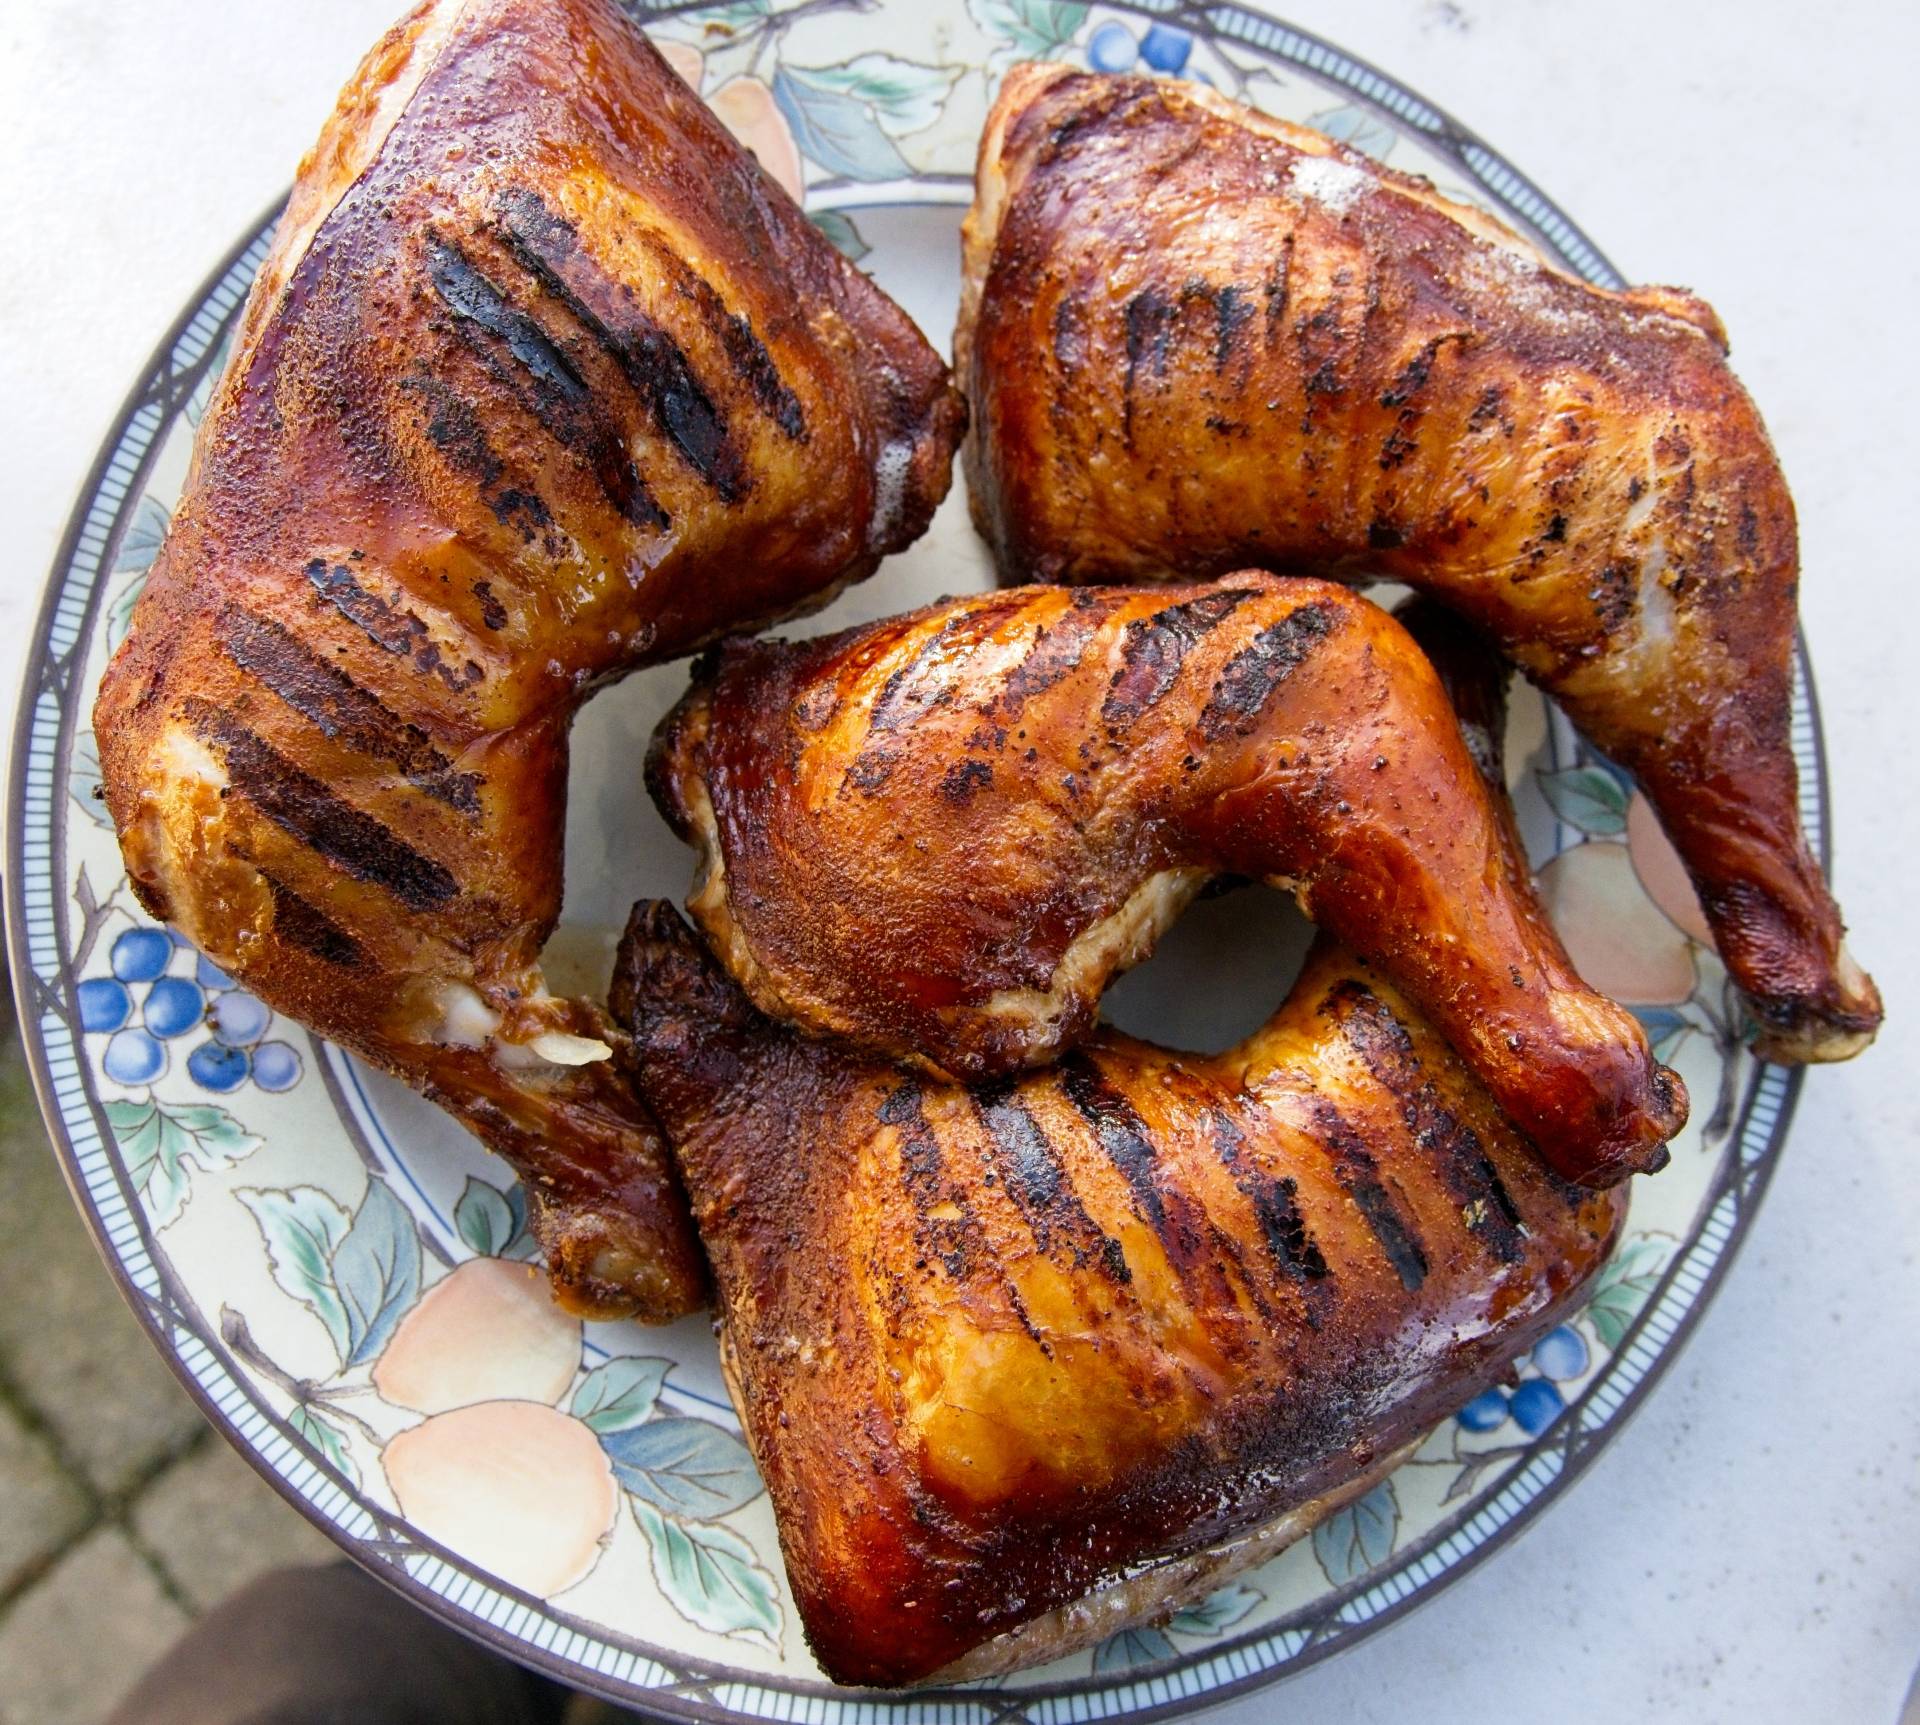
[613,904,1623,1684]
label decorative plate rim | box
[2,4,1827,1718]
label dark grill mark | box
[881,1081,972,1279]
[846,604,1024,791]
[1378,335,1459,409]
[494,192,748,502]
[186,699,457,912]
[976,1083,1130,1284]
[1122,287,1177,445]
[221,609,482,818]
[867,616,970,736]
[472,582,507,632]
[1209,1113,1330,1284]
[427,234,587,403]
[401,373,551,541]
[1213,283,1252,371]
[1198,602,1335,740]
[426,232,668,530]
[939,759,993,804]
[262,870,361,967]
[1331,982,1526,1262]
[304,561,483,694]
[1313,1098,1429,1292]
[997,595,1123,719]
[1263,237,1294,345]
[1102,588,1254,729]
[643,229,805,439]
[1059,1054,1164,1232]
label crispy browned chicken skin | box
[623,604,1626,1684]
[650,574,1685,1187]
[958,64,1879,1065]
[91,0,964,1319]
[613,896,1625,1684]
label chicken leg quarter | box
[91,0,965,1319]
[649,574,1687,1188]
[957,64,1879,1064]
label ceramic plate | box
[6,2,1822,1718]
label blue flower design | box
[81,924,302,1096]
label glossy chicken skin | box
[958,64,1880,1064]
[613,898,1626,1685]
[650,574,1686,1187]
[91,0,964,1319]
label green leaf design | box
[453,1175,537,1260]
[1307,102,1398,163]
[109,1096,262,1227]
[604,1415,763,1517]
[786,54,959,135]
[1584,1235,1672,1350]
[1092,1625,1178,1672]
[772,66,912,181]
[967,0,1089,59]
[808,208,871,263]
[573,1357,671,1434]
[632,1501,780,1646]
[1537,764,1630,836]
[333,1178,422,1367]
[1167,1582,1262,1636]
[105,576,147,653]
[115,495,171,574]
[237,1186,354,1357]
[453,1176,514,1256]
[1311,1478,1400,1585]
[290,1402,359,1486]
[68,728,112,829]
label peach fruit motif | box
[1625,792,1716,947]
[373,1256,582,1414]
[1538,841,1696,1007]
[384,1400,618,1596]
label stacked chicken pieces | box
[96,1,1878,1687]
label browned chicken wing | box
[613,896,1625,1684]
[958,64,1879,1064]
[650,574,1685,1187]
[91,0,964,1319]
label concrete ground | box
[0,975,638,1724]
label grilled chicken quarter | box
[649,575,1687,1189]
[958,63,1880,1065]
[91,0,965,1320]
